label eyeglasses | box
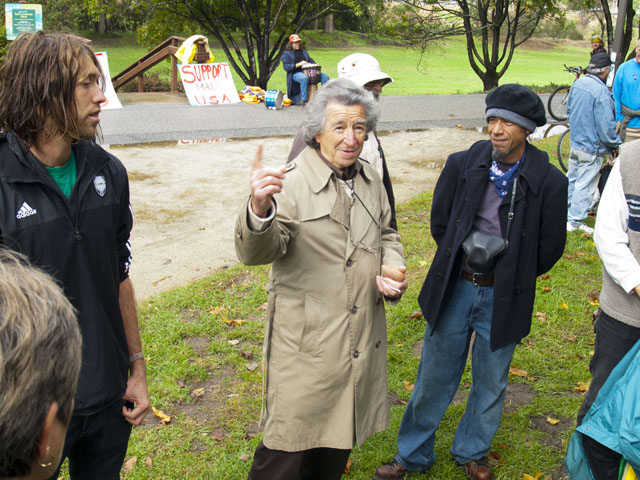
[344,178,380,253]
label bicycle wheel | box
[556,128,570,173]
[548,85,571,122]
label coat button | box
[436,273,443,281]
[353,350,359,358]
[351,305,358,313]
[346,259,353,267]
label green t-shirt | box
[46,150,77,198]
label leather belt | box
[461,270,494,286]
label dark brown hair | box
[0,31,103,147]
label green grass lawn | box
[52,136,601,479]
[90,33,590,95]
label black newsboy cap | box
[485,84,546,132]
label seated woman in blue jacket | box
[281,33,329,106]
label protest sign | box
[179,63,241,106]
[95,51,122,110]
[5,3,42,40]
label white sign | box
[179,63,241,106]
[5,3,42,40]
[94,52,122,110]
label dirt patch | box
[108,127,487,300]
[529,413,572,449]
[503,383,535,414]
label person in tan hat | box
[281,33,329,106]
[288,53,397,230]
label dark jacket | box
[0,132,133,413]
[418,140,568,351]
[281,48,315,105]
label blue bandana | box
[489,152,525,197]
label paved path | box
[101,92,542,144]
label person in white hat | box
[288,53,397,230]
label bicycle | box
[556,127,570,173]
[547,65,584,122]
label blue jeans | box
[567,148,604,226]
[292,72,329,102]
[395,276,517,472]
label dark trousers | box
[247,440,351,480]
[577,310,640,480]
[48,400,132,480]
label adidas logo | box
[16,202,37,219]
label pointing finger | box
[252,144,264,172]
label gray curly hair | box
[302,77,380,148]
[0,249,81,477]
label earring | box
[38,445,53,468]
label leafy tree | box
[139,0,341,89]
[401,0,559,91]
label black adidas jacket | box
[0,132,133,414]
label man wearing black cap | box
[566,52,620,235]
[375,84,567,480]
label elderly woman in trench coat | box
[235,78,407,480]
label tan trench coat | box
[235,147,405,451]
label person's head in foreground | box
[337,53,393,100]
[302,77,380,170]
[0,249,82,480]
[484,83,546,164]
[586,52,611,76]
[0,31,105,149]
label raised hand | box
[249,144,286,217]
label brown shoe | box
[373,460,425,479]
[460,458,493,480]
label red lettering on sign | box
[181,65,196,84]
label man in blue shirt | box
[566,52,621,235]
[613,40,640,142]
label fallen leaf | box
[566,336,576,343]
[240,350,254,360]
[409,311,423,320]
[522,473,542,480]
[258,302,269,311]
[538,274,550,280]
[575,381,590,392]
[122,456,137,474]
[559,303,569,309]
[403,380,415,391]
[152,275,171,286]
[239,454,250,462]
[145,457,153,468]
[246,362,259,371]
[546,416,560,425]
[487,450,504,464]
[344,458,352,474]
[191,388,205,399]
[535,312,547,323]
[211,305,228,315]
[210,432,224,442]
[228,339,240,346]
[177,379,185,388]
[542,286,551,292]
[152,406,171,425]
[399,399,408,405]
[509,366,528,377]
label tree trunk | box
[94,12,108,34]
[324,13,334,33]
[311,18,318,30]
[621,0,635,61]
[481,72,498,91]
[599,0,614,49]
